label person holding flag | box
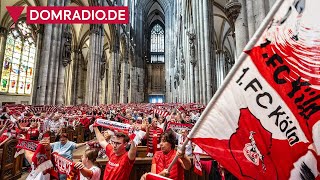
[141,130,191,180]
[93,126,137,180]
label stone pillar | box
[228,0,248,59]
[46,24,61,104]
[215,50,225,87]
[203,0,213,103]
[85,24,103,105]
[192,0,200,103]
[119,56,128,103]
[0,27,8,81]
[107,49,117,104]
[246,0,255,38]
[71,49,80,104]
[56,26,71,105]
[32,27,43,104]
[36,0,54,104]
[187,31,196,102]
[254,0,266,29]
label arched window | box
[0,21,36,94]
[150,24,164,63]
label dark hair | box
[60,133,68,138]
[161,129,176,149]
[115,132,130,143]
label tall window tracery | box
[150,24,164,63]
[0,21,36,94]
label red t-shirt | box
[103,144,135,180]
[152,150,184,180]
[80,118,90,129]
[26,127,39,140]
[0,130,8,143]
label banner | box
[189,0,320,179]
[94,118,133,134]
[16,139,39,152]
[167,122,193,131]
[51,152,80,180]
[153,109,170,117]
[193,153,202,176]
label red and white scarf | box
[51,152,80,180]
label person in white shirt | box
[175,129,193,156]
[75,149,101,180]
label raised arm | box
[75,163,93,178]
[93,127,108,149]
[0,122,8,135]
[128,140,137,161]
[76,142,87,149]
[0,134,12,147]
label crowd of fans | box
[0,103,207,180]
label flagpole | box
[167,0,285,173]
[187,0,285,140]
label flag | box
[189,0,320,179]
[193,153,202,176]
[145,173,173,180]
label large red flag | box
[189,0,320,179]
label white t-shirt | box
[80,166,101,180]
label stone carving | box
[187,31,196,66]
[62,31,72,67]
[100,51,106,79]
[180,50,185,80]
[225,0,242,25]
[174,68,180,89]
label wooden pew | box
[137,146,147,157]
[0,138,23,179]
[73,125,84,143]
[66,126,74,141]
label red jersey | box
[26,127,39,140]
[152,150,184,180]
[103,144,135,180]
[80,118,90,129]
[147,127,163,153]
[0,130,8,143]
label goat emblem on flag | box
[243,131,264,167]
[188,0,320,179]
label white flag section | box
[189,0,320,179]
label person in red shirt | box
[93,127,137,180]
[141,130,191,180]
[17,122,40,141]
[80,114,90,129]
[145,117,163,157]
[80,114,91,141]
[0,121,10,147]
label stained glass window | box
[150,24,165,63]
[0,21,36,94]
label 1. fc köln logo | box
[243,131,266,171]
[229,108,277,179]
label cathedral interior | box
[0,0,276,106]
